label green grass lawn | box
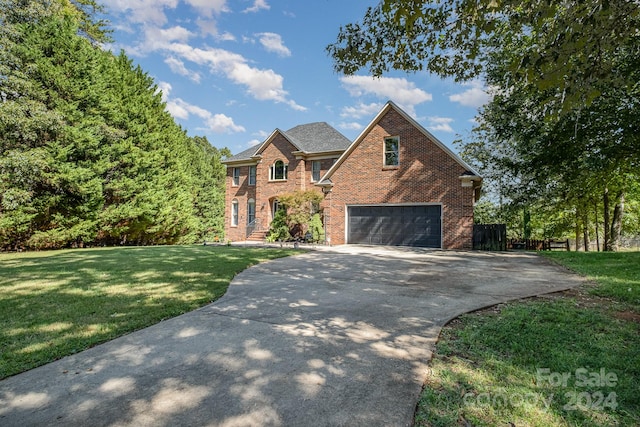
[0,245,297,379]
[415,251,640,427]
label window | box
[232,167,240,186]
[384,136,399,167]
[247,199,256,224]
[269,160,288,181]
[248,166,256,186]
[231,199,239,227]
[311,160,321,182]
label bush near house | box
[266,190,324,242]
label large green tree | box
[0,0,228,250]
[328,0,639,116]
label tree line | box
[0,0,229,250]
[328,0,639,251]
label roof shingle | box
[223,122,350,163]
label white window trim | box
[231,199,239,227]
[311,160,321,182]
[269,160,288,181]
[247,199,256,224]
[384,136,400,167]
[248,166,256,186]
[232,167,240,186]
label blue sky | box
[100,0,490,156]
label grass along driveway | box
[0,245,297,379]
[415,251,640,427]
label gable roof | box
[317,101,482,185]
[222,122,350,164]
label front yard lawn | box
[0,245,297,379]
[416,251,640,427]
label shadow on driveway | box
[0,248,585,426]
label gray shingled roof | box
[284,122,351,153]
[223,122,351,163]
[223,145,259,163]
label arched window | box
[231,199,239,227]
[247,199,256,224]
[269,159,288,181]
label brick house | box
[222,101,482,249]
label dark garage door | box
[347,205,442,248]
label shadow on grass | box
[416,299,640,427]
[0,249,591,426]
[0,246,296,379]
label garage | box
[347,205,442,248]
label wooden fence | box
[473,224,507,251]
[507,239,569,251]
[474,224,571,251]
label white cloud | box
[427,116,455,133]
[255,32,291,57]
[205,114,245,133]
[159,86,245,134]
[217,32,236,42]
[195,19,219,38]
[139,26,194,53]
[340,76,432,116]
[103,0,230,39]
[164,57,201,83]
[168,98,212,120]
[101,0,179,26]
[164,42,305,110]
[184,0,228,18]
[156,81,173,102]
[243,0,270,13]
[340,102,384,119]
[165,99,190,120]
[247,139,262,147]
[338,122,364,131]
[449,81,491,108]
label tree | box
[266,207,291,243]
[0,0,230,249]
[278,190,324,238]
[265,190,324,241]
[328,0,640,116]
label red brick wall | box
[306,158,337,184]
[224,134,303,241]
[324,108,475,249]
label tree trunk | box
[574,207,581,251]
[603,188,610,251]
[609,192,625,252]
[582,208,590,252]
[594,200,600,252]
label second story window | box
[384,136,399,167]
[311,160,321,182]
[232,167,240,186]
[248,165,256,185]
[269,160,288,181]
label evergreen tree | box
[0,0,229,250]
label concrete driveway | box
[0,247,585,427]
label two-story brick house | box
[223,101,482,249]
